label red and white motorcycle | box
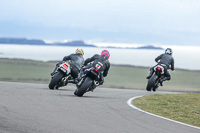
[146,65,165,92]
[49,61,72,89]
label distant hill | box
[98,45,163,50]
[0,38,46,45]
[0,37,95,47]
[0,37,163,50]
[136,45,163,50]
[52,40,96,47]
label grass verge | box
[0,58,200,92]
[133,93,200,127]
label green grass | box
[105,65,147,89]
[0,58,200,92]
[168,70,200,90]
[0,58,54,83]
[133,93,200,127]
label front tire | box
[76,77,93,97]
[49,71,65,89]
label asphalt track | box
[0,81,199,133]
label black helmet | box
[165,48,172,55]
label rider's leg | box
[68,67,79,83]
[76,65,92,82]
[51,61,62,76]
[146,67,154,79]
[162,70,171,81]
[159,70,171,86]
[99,72,104,85]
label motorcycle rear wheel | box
[146,75,158,91]
[76,77,93,97]
[49,71,65,89]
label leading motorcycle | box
[146,65,165,92]
[49,61,73,89]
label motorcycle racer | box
[77,50,110,91]
[51,48,84,85]
[146,48,175,86]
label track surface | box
[0,81,199,133]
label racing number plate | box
[62,64,69,69]
[60,63,71,74]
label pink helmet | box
[101,50,110,59]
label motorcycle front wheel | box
[76,77,93,97]
[49,71,65,89]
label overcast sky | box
[0,0,200,46]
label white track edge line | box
[127,96,200,130]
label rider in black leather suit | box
[146,48,175,86]
[79,50,110,88]
[51,48,84,81]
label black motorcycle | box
[49,61,73,89]
[74,64,102,97]
[146,65,165,92]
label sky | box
[0,0,200,46]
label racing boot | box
[98,76,104,85]
[159,79,163,86]
[159,76,170,86]
[99,80,104,85]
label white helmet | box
[165,48,172,55]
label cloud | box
[0,0,200,45]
